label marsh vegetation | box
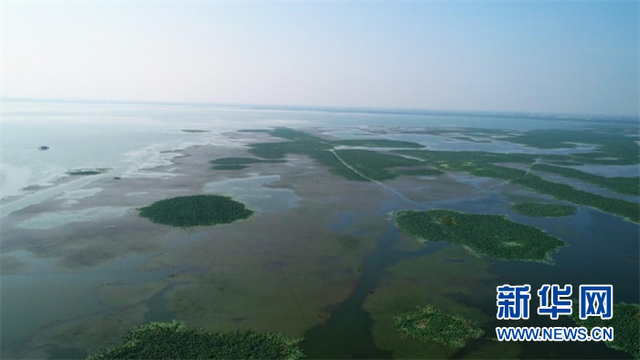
[531,164,640,197]
[394,149,640,223]
[333,150,428,181]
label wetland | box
[1,105,639,360]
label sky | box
[2,1,639,116]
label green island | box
[331,139,424,148]
[394,305,484,349]
[510,203,577,218]
[531,164,640,197]
[395,209,565,263]
[67,168,110,176]
[570,302,640,359]
[86,321,303,360]
[138,195,254,227]
[181,129,210,133]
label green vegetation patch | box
[269,127,322,141]
[394,305,483,349]
[86,321,303,360]
[181,129,210,133]
[332,139,424,148]
[67,168,110,176]
[393,168,443,177]
[512,174,640,223]
[570,303,640,359]
[245,129,435,182]
[394,150,536,180]
[210,157,287,171]
[307,150,369,181]
[138,195,253,227]
[511,203,577,218]
[211,165,248,170]
[210,157,286,165]
[334,150,423,181]
[396,209,565,262]
[246,128,368,181]
[532,164,640,197]
[501,129,640,165]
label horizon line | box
[2,96,638,123]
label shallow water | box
[203,175,300,213]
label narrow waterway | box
[302,152,444,358]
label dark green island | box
[138,195,254,227]
[86,321,304,360]
[395,209,565,263]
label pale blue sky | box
[3,1,638,115]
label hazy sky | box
[3,1,639,115]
